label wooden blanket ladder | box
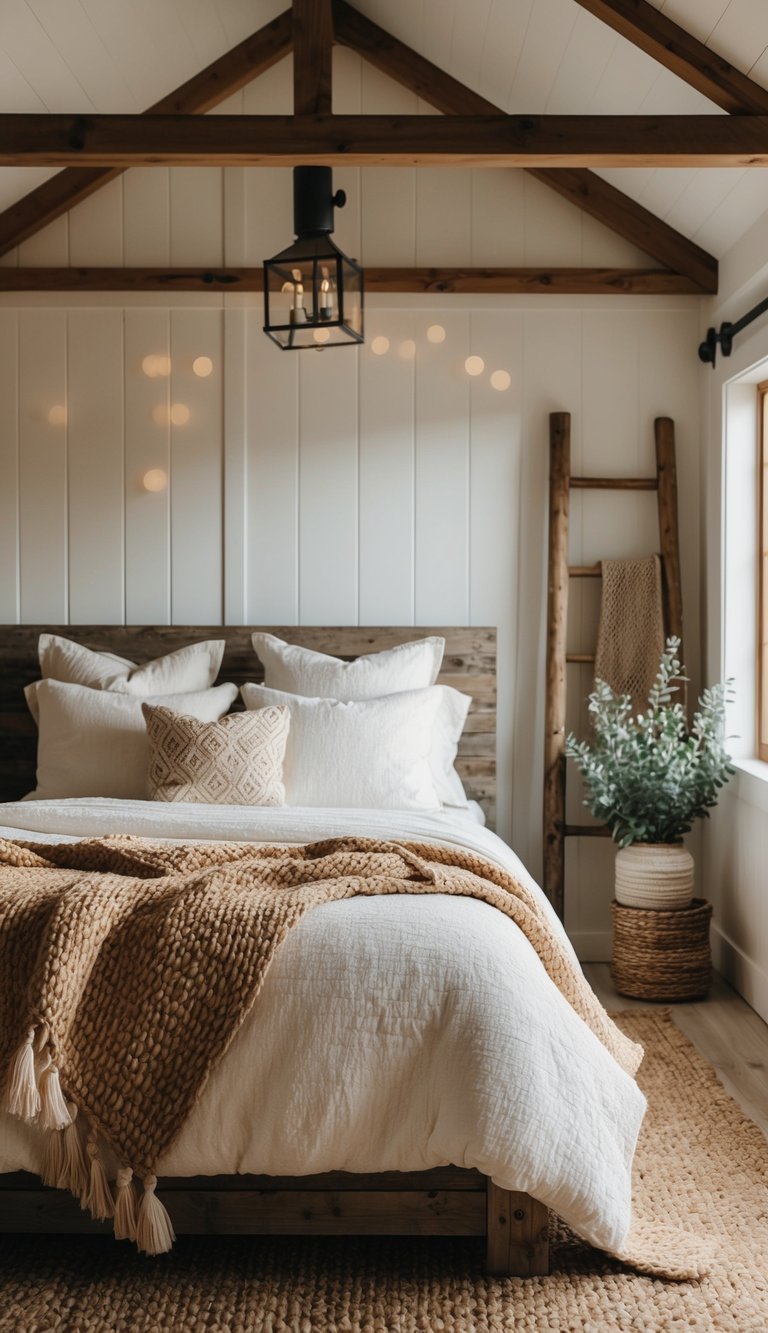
[543,412,684,920]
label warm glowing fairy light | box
[142,468,167,492]
[490,370,511,391]
[464,355,485,377]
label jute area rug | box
[1,1011,766,1333]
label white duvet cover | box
[0,798,645,1254]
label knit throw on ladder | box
[595,555,665,715]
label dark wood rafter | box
[0,9,294,257]
[0,0,724,291]
[0,112,764,169]
[332,0,718,294]
[0,266,708,295]
[293,0,333,116]
[573,0,768,115]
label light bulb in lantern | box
[143,468,167,492]
[192,356,213,378]
[465,355,485,377]
[490,370,511,392]
[289,267,307,325]
[151,404,168,426]
[313,328,331,345]
[427,324,446,344]
[318,266,335,321]
[371,336,390,356]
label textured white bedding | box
[0,799,645,1253]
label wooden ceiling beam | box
[572,0,768,115]
[0,112,763,170]
[0,8,293,257]
[293,0,333,115]
[332,0,717,293]
[0,266,706,295]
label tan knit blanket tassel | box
[595,555,665,715]
[0,834,704,1277]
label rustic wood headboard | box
[0,626,497,827]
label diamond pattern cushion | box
[143,703,290,806]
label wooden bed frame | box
[0,624,550,1276]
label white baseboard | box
[569,930,612,964]
[711,923,768,1025]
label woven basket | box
[611,898,712,1001]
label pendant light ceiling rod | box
[263,1,363,349]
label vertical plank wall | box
[0,56,702,958]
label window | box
[759,382,768,760]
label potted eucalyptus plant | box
[566,638,734,910]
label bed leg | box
[485,1181,550,1277]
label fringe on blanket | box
[2,1021,174,1255]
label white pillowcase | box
[38,633,225,694]
[251,633,470,808]
[26,679,238,800]
[240,683,443,811]
[251,633,444,699]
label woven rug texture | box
[1,1010,766,1332]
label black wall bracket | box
[699,293,768,367]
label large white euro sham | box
[251,632,444,698]
[241,683,442,810]
[39,632,224,693]
[251,633,471,809]
[26,680,238,800]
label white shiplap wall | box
[0,55,703,957]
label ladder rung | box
[566,653,595,663]
[570,476,657,491]
[564,824,611,838]
[569,564,601,577]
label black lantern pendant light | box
[263,166,364,350]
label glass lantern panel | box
[340,258,363,339]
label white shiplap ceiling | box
[0,0,766,261]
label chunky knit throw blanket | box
[0,835,642,1257]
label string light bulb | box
[169,403,190,426]
[47,405,67,426]
[464,355,485,377]
[398,340,416,360]
[142,355,171,378]
[371,336,390,355]
[427,324,446,344]
[142,468,167,492]
[192,356,213,377]
[490,370,511,391]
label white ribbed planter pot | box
[614,843,694,911]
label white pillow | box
[38,633,225,694]
[240,683,442,810]
[27,679,238,800]
[251,633,444,699]
[251,633,470,807]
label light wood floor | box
[583,964,768,1139]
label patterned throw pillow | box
[142,703,290,806]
